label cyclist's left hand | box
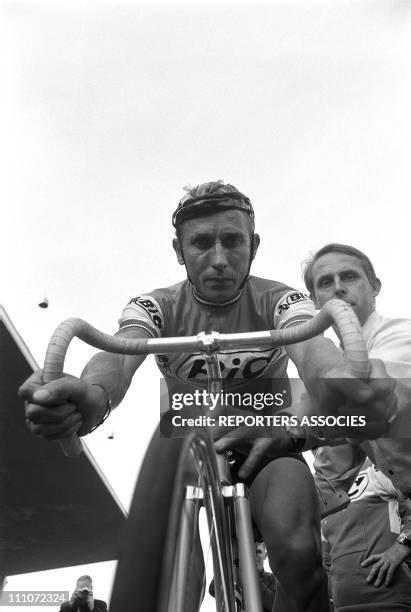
[361,542,410,587]
[214,426,294,479]
[314,359,397,438]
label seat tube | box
[233,484,264,612]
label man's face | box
[76,579,92,599]
[311,252,380,325]
[255,542,266,570]
[173,209,259,303]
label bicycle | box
[42,298,369,611]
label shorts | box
[228,449,306,488]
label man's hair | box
[76,575,92,588]
[303,243,379,295]
[173,180,255,240]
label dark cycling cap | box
[172,181,255,228]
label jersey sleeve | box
[273,290,316,329]
[117,294,164,338]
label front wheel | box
[109,428,237,612]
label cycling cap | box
[172,181,255,228]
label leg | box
[250,457,329,612]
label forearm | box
[287,336,346,393]
[399,499,411,536]
[81,351,143,408]
[80,327,150,409]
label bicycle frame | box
[167,349,264,612]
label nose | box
[334,277,346,297]
[210,241,228,270]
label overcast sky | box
[1,0,411,608]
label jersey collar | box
[191,284,243,307]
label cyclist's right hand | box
[18,371,108,440]
[214,426,295,479]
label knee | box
[267,530,322,574]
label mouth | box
[205,277,233,284]
[336,297,355,306]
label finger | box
[215,434,248,453]
[213,424,250,444]
[361,555,380,567]
[365,562,381,583]
[238,439,269,479]
[385,565,395,587]
[324,372,374,404]
[25,401,77,424]
[31,377,86,406]
[211,426,238,443]
[368,375,395,397]
[28,412,82,438]
[374,563,388,587]
[44,419,82,440]
[18,370,45,401]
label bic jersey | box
[118,276,315,397]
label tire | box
[109,427,237,612]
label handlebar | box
[42,298,368,457]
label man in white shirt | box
[302,243,411,500]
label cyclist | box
[20,184,395,612]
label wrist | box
[288,437,306,453]
[397,532,411,549]
[284,426,307,452]
[88,383,112,431]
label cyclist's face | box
[311,252,380,325]
[173,209,259,303]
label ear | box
[251,233,260,261]
[372,277,382,297]
[172,238,185,265]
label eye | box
[343,272,357,281]
[318,278,332,289]
[222,234,244,249]
[192,236,213,250]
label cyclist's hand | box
[214,426,294,479]
[316,359,397,438]
[19,370,108,439]
[361,542,410,587]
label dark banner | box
[159,377,411,440]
